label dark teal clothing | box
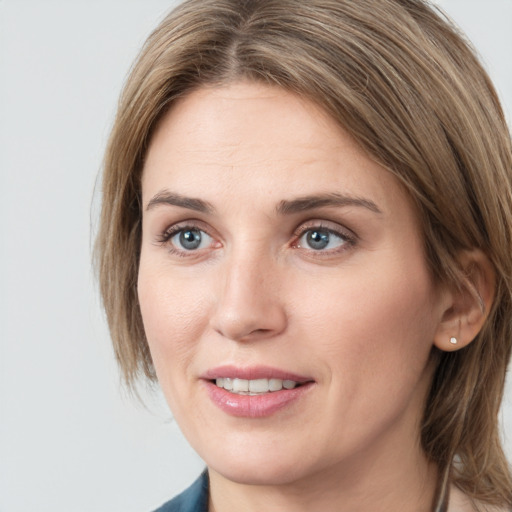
[153,472,209,512]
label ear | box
[433,249,495,352]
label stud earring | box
[450,337,458,345]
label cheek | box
[137,262,210,384]
[292,268,439,451]
[294,259,439,387]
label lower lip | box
[204,381,314,418]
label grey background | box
[0,1,510,511]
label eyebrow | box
[276,193,382,215]
[146,190,215,213]
[145,190,382,216]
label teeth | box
[215,377,299,394]
[283,380,296,389]
[249,378,269,393]
[232,378,249,393]
[269,378,282,391]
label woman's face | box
[138,82,449,486]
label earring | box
[449,336,458,345]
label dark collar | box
[153,471,209,512]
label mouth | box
[212,377,304,395]
[202,366,314,417]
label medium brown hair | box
[96,0,512,507]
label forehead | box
[141,81,409,216]
[146,82,349,162]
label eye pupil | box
[307,230,330,250]
[179,229,202,250]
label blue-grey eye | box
[299,228,346,251]
[171,228,212,251]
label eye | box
[295,225,354,252]
[169,227,213,251]
[156,224,218,256]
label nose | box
[209,249,288,342]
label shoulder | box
[152,472,209,512]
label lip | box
[201,365,315,418]
[202,365,312,382]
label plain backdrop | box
[0,1,511,511]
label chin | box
[203,442,319,486]
[211,461,308,486]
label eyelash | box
[291,222,356,255]
[156,221,357,258]
[156,222,217,258]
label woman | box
[96,0,512,510]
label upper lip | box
[202,365,313,383]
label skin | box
[138,81,465,512]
